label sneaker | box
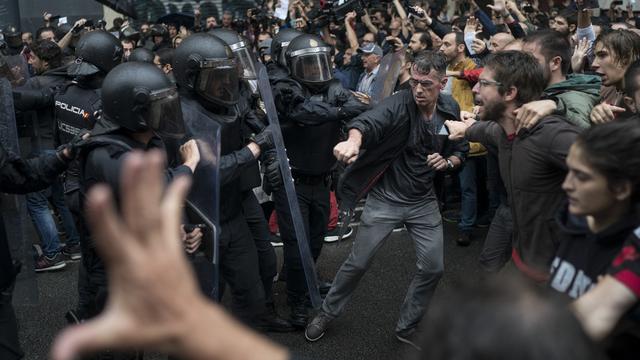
[456,232,472,247]
[324,225,353,243]
[35,253,66,272]
[392,224,406,233]
[305,312,334,342]
[395,328,422,351]
[289,302,309,328]
[441,209,460,223]
[62,243,82,261]
[270,234,283,247]
[475,214,492,228]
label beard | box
[481,98,507,121]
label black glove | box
[262,153,283,194]
[280,86,305,106]
[253,125,276,152]
[56,129,90,162]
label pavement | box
[14,214,488,360]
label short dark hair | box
[445,31,465,47]
[523,30,572,75]
[574,120,640,202]
[484,51,546,105]
[416,32,432,50]
[595,29,640,69]
[155,48,174,67]
[411,50,447,77]
[556,9,577,27]
[418,274,606,360]
[121,38,135,46]
[31,39,62,68]
[35,26,56,40]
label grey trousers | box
[321,192,444,332]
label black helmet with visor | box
[285,34,333,88]
[208,28,257,80]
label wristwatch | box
[446,158,454,170]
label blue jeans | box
[26,177,80,257]
[322,192,443,332]
[458,156,486,233]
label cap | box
[258,39,272,55]
[358,43,383,57]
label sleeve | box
[464,32,477,56]
[347,93,403,149]
[545,123,580,170]
[474,9,497,36]
[441,102,469,162]
[555,93,598,130]
[506,21,526,39]
[0,145,67,194]
[465,120,500,148]
[273,82,341,126]
[429,19,450,39]
[462,68,483,84]
[608,228,640,298]
[219,147,258,185]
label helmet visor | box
[290,52,332,84]
[144,87,185,139]
[230,42,257,80]
[195,58,240,105]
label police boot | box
[257,303,296,333]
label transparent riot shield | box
[181,101,221,301]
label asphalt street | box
[14,215,488,360]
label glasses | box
[478,79,503,88]
[409,78,437,88]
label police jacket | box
[467,116,579,281]
[272,78,368,176]
[0,144,68,290]
[338,90,469,209]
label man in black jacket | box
[1,143,75,360]
[305,51,468,348]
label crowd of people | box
[1,0,640,359]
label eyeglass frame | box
[477,79,503,88]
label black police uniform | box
[269,34,368,325]
[79,61,189,360]
[0,146,70,360]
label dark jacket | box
[1,144,68,290]
[338,89,469,208]
[550,204,639,299]
[467,116,579,281]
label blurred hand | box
[590,102,625,124]
[180,226,203,254]
[444,120,470,141]
[43,12,52,22]
[464,16,479,34]
[351,91,371,105]
[427,153,447,171]
[571,37,590,73]
[487,0,508,15]
[471,37,486,53]
[73,18,87,30]
[179,139,200,172]
[334,139,360,164]
[513,99,556,132]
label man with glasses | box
[305,51,468,349]
[446,51,579,282]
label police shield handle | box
[334,129,362,165]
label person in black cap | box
[270,33,368,328]
[127,47,155,63]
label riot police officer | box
[52,30,122,322]
[79,61,199,359]
[209,28,294,332]
[271,34,368,327]
[172,33,280,329]
[268,28,302,81]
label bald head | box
[502,39,523,52]
[489,33,515,53]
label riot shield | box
[370,50,404,105]
[180,101,221,301]
[255,63,322,309]
[2,54,29,87]
[0,78,19,159]
[0,77,38,304]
